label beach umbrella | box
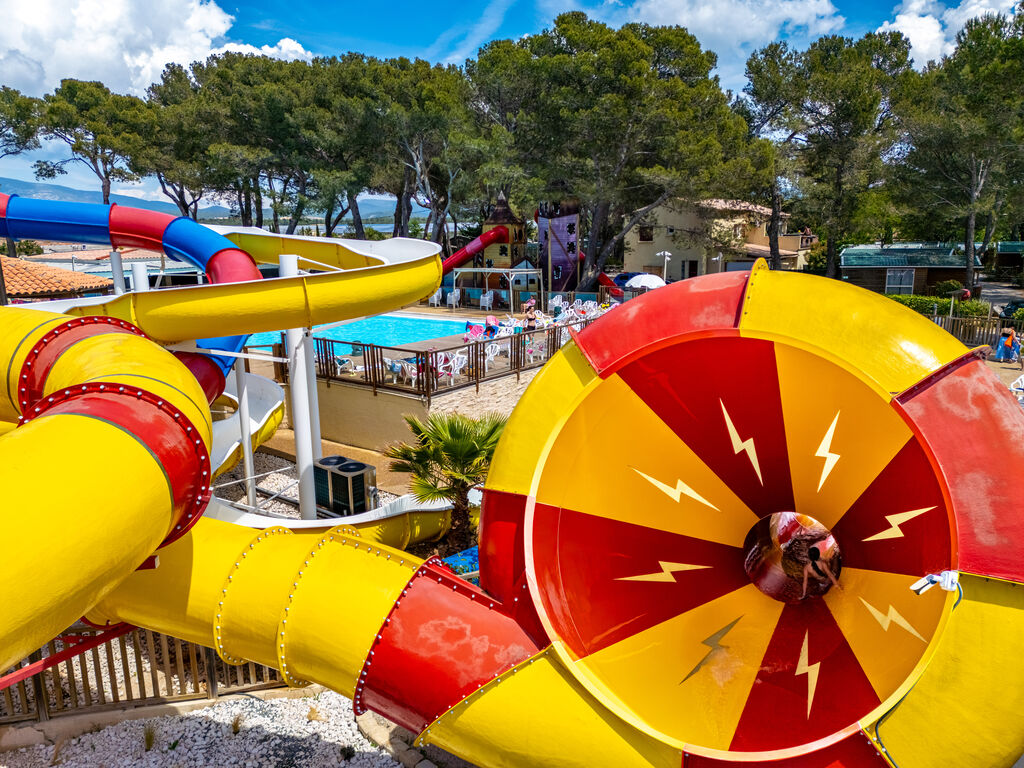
[625,273,666,289]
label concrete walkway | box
[979,275,1024,311]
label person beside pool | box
[523,300,538,331]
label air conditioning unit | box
[314,455,377,516]
[314,455,347,511]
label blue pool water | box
[245,314,468,353]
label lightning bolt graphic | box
[859,598,926,642]
[617,561,712,582]
[632,468,719,510]
[720,400,763,485]
[795,631,820,719]
[862,507,935,542]
[814,412,841,492]
[680,616,743,684]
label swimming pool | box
[245,314,468,353]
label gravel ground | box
[0,692,398,768]
[216,453,397,518]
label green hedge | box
[885,294,991,317]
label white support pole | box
[234,359,258,508]
[109,250,126,295]
[130,262,149,292]
[280,253,317,520]
[302,329,323,461]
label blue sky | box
[0,0,1016,201]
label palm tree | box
[385,411,507,556]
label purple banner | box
[541,213,580,292]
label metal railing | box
[1,627,282,726]
[301,317,596,405]
[422,288,649,311]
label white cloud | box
[878,0,1017,67]
[439,0,518,64]
[0,0,312,97]
[625,0,845,88]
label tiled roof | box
[1,257,113,298]
[698,199,790,218]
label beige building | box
[623,199,816,280]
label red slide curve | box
[597,271,623,299]
[442,225,509,274]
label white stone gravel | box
[0,691,398,768]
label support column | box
[280,254,317,520]
[303,330,322,461]
[109,250,126,295]
[130,262,149,292]
[234,358,257,508]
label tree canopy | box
[1,8,1022,278]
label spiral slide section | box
[4,230,1024,768]
[210,373,286,478]
[0,193,263,399]
[0,196,441,670]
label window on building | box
[666,226,675,236]
[638,226,654,242]
[885,268,914,295]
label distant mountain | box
[353,197,430,220]
[0,176,235,219]
[0,177,427,223]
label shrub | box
[805,242,826,271]
[0,239,43,256]
[386,412,507,557]
[956,298,990,317]
[932,279,963,297]
[885,295,951,315]
[1013,308,1024,324]
[885,294,990,317]
[143,723,157,752]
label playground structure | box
[2,195,1024,767]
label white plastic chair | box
[446,289,461,309]
[449,351,469,379]
[427,288,442,307]
[525,338,546,364]
[383,357,402,383]
[484,342,501,371]
[435,352,466,385]
[1010,373,1024,406]
[480,290,494,310]
[398,360,421,386]
[335,357,364,375]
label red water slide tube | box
[441,226,509,274]
[597,271,623,299]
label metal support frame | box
[302,329,322,461]
[234,359,258,507]
[109,250,126,295]
[280,254,317,520]
[130,262,149,293]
